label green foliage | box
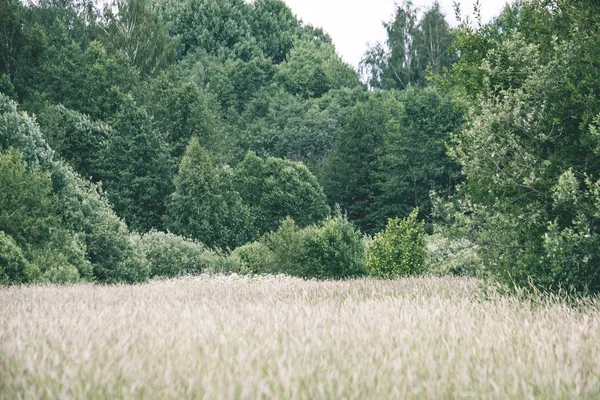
[100,98,174,232]
[324,92,399,233]
[233,151,329,235]
[31,245,82,284]
[24,38,136,121]
[0,148,62,249]
[375,86,464,224]
[185,55,274,118]
[230,241,274,274]
[159,0,261,60]
[0,75,17,100]
[51,162,147,284]
[249,0,301,63]
[0,231,37,285]
[365,209,426,278]
[424,233,480,277]
[36,104,110,181]
[166,137,256,249]
[112,240,150,283]
[133,231,210,278]
[235,87,365,173]
[100,0,176,76]
[262,215,365,279]
[0,93,55,167]
[275,38,359,98]
[139,68,218,158]
[441,0,600,294]
[0,149,91,283]
[0,93,147,284]
[361,1,456,90]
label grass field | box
[1,275,599,399]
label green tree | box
[324,92,401,234]
[0,92,147,283]
[100,98,174,232]
[442,0,600,293]
[100,0,176,76]
[275,38,359,99]
[375,86,463,223]
[361,1,455,90]
[0,149,91,282]
[159,0,261,60]
[261,214,365,279]
[0,230,35,285]
[166,138,256,249]
[236,87,364,172]
[0,0,24,85]
[233,151,330,235]
[249,0,301,64]
[0,149,63,250]
[36,104,110,181]
[140,68,218,158]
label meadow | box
[1,275,599,399]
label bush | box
[231,241,274,274]
[201,249,246,275]
[29,234,93,284]
[365,209,425,278]
[0,231,38,284]
[114,242,150,284]
[297,216,365,279]
[35,253,81,284]
[133,231,209,278]
[263,215,366,279]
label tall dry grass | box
[1,275,599,399]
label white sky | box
[282,0,511,69]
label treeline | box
[1,0,599,294]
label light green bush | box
[263,215,366,279]
[231,241,274,274]
[133,231,209,278]
[365,209,425,278]
[201,249,245,275]
[0,231,38,285]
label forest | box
[1,0,600,295]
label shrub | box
[201,249,245,275]
[105,236,150,284]
[53,163,146,283]
[29,234,93,284]
[133,231,208,278]
[36,104,110,182]
[264,215,366,279]
[366,209,425,278]
[35,252,81,284]
[0,231,38,284]
[296,216,365,279]
[231,241,274,274]
[0,149,93,283]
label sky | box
[282,0,511,69]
